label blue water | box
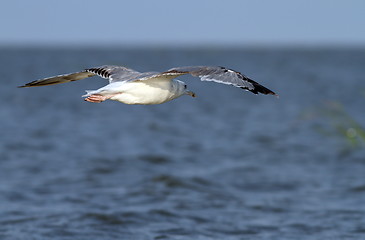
[1,47,365,240]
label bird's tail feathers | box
[82,90,98,97]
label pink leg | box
[84,94,113,103]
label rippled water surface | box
[1,47,365,239]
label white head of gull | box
[19,65,277,105]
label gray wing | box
[165,66,277,95]
[136,66,277,95]
[18,65,141,88]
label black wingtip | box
[242,77,277,96]
[17,83,37,88]
[18,84,33,88]
[256,86,278,96]
[242,84,277,96]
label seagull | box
[19,65,277,105]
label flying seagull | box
[19,65,277,105]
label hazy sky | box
[1,0,364,46]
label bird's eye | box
[184,84,187,89]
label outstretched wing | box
[142,66,277,96]
[18,65,141,88]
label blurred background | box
[1,0,365,239]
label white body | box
[84,78,187,105]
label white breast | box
[108,79,182,105]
